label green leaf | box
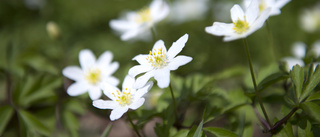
[173,129,189,137]
[193,120,204,137]
[0,106,14,135]
[306,92,320,102]
[18,110,51,136]
[301,102,320,123]
[187,125,198,137]
[203,127,237,137]
[100,123,112,137]
[273,122,294,137]
[258,72,289,92]
[290,65,304,103]
[300,65,320,102]
[62,110,79,137]
[298,119,314,137]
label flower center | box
[259,0,267,13]
[112,88,132,106]
[233,17,249,34]
[146,47,168,69]
[135,8,152,24]
[84,68,101,85]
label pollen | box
[259,0,267,13]
[135,8,152,24]
[113,89,132,106]
[233,17,249,34]
[146,47,168,69]
[84,68,101,85]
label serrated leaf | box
[258,72,289,92]
[0,106,14,135]
[290,65,304,103]
[301,102,320,123]
[18,110,51,136]
[203,127,237,137]
[298,119,314,137]
[173,129,189,137]
[187,125,198,137]
[193,120,204,137]
[300,65,320,102]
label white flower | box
[282,42,306,71]
[62,49,119,100]
[109,0,169,41]
[243,0,290,16]
[128,34,192,89]
[205,0,271,41]
[93,75,153,121]
[300,3,320,33]
[169,0,209,24]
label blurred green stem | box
[151,27,158,43]
[127,112,141,137]
[169,83,178,120]
[266,20,277,61]
[243,38,272,127]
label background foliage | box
[1,0,320,137]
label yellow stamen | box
[146,47,168,69]
[135,8,152,24]
[84,68,101,85]
[233,16,249,34]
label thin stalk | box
[151,27,158,43]
[269,107,299,134]
[266,20,277,61]
[169,83,178,119]
[243,38,272,127]
[127,112,141,137]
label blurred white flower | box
[282,42,306,71]
[93,76,153,121]
[205,0,271,41]
[169,0,209,24]
[129,34,192,89]
[243,0,290,16]
[110,0,169,41]
[24,0,45,10]
[63,49,119,100]
[300,4,320,33]
[312,40,320,57]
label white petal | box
[102,62,119,76]
[132,54,150,65]
[122,75,135,89]
[223,35,244,42]
[104,76,120,86]
[205,22,234,36]
[231,4,245,22]
[109,20,138,32]
[249,8,270,34]
[154,69,170,88]
[168,55,193,71]
[167,34,189,60]
[129,98,145,110]
[275,0,291,10]
[128,65,153,78]
[110,107,129,121]
[150,0,170,22]
[152,40,167,52]
[245,0,259,25]
[93,99,118,109]
[121,28,141,41]
[62,66,84,81]
[292,42,306,58]
[79,49,96,70]
[67,82,88,96]
[312,40,320,58]
[135,81,153,99]
[97,51,112,67]
[88,86,102,100]
[101,83,120,101]
[133,70,155,89]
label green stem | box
[266,20,277,61]
[169,83,178,119]
[127,112,141,137]
[243,38,272,127]
[151,27,158,43]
